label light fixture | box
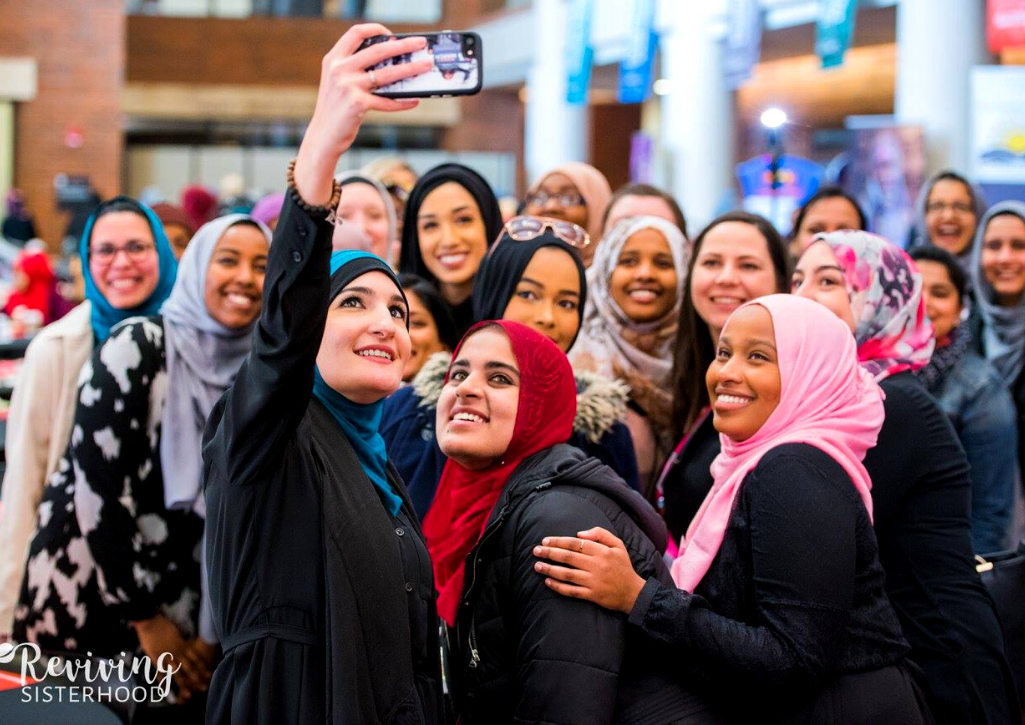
[760,107,788,129]
[653,79,672,96]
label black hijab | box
[471,231,588,349]
[398,163,503,283]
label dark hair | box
[602,183,688,238]
[924,170,981,218]
[88,198,155,245]
[670,211,790,438]
[909,246,967,304]
[399,273,461,351]
[790,186,867,241]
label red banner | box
[989,0,1025,52]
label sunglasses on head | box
[497,216,591,250]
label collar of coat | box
[411,351,629,444]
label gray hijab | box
[971,200,1025,386]
[912,171,987,273]
[160,214,272,515]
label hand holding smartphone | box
[358,32,483,99]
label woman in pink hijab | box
[524,162,611,267]
[533,295,933,722]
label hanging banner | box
[618,0,657,104]
[971,66,1025,204]
[723,0,762,90]
[988,0,1025,53]
[816,0,858,69]
[565,0,594,105]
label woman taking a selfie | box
[202,26,444,722]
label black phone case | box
[359,32,483,99]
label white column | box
[659,8,733,233]
[895,0,987,174]
[524,0,588,184]
[0,102,13,222]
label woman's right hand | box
[294,24,432,206]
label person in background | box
[3,247,55,325]
[152,201,197,259]
[14,215,270,708]
[181,185,219,232]
[659,212,790,543]
[570,215,689,493]
[971,200,1025,492]
[399,163,502,338]
[250,192,286,231]
[524,162,612,267]
[794,230,1019,723]
[2,189,37,244]
[912,170,985,274]
[602,182,688,239]
[535,295,932,723]
[399,273,458,383]
[910,245,1016,553]
[336,171,399,265]
[788,186,867,259]
[429,320,709,724]
[218,172,253,216]
[383,217,640,518]
[362,156,417,239]
[0,196,177,643]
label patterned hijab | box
[971,201,1025,385]
[569,215,690,389]
[160,215,271,515]
[424,321,577,625]
[817,230,934,381]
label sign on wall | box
[988,0,1025,52]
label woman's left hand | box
[533,527,646,615]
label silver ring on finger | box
[367,69,377,89]
[578,539,585,552]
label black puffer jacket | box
[451,444,714,725]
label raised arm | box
[203,25,431,485]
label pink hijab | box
[531,162,612,241]
[671,294,884,592]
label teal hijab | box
[313,250,407,517]
[80,196,178,342]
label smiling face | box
[316,270,411,404]
[609,229,677,323]
[89,211,161,309]
[417,182,489,302]
[501,246,582,352]
[525,173,588,229]
[338,182,391,261]
[705,304,782,442]
[925,179,977,256]
[203,223,269,329]
[792,241,858,333]
[981,213,1025,307]
[917,260,962,342]
[792,197,863,254]
[435,327,519,470]
[403,290,449,382]
[690,221,779,340]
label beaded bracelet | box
[286,158,342,223]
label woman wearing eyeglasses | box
[569,216,690,494]
[912,170,986,275]
[382,216,641,519]
[524,162,612,268]
[0,197,177,645]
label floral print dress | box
[13,316,203,657]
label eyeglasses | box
[90,241,156,263]
[497,215,591,249]
[524,191,586,208]
[925,201,974,215]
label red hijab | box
[5,249,54,323]
[424,320,577,625]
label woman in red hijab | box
[427,319,711,723]
[4,249,55,324]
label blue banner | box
[723,0,762,90]
[618,0,657,104]
[816,0,858,69]
[565,0,594,105]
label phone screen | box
[362,32,481,97]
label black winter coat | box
[451,444,714,725]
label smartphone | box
[359,32,483,99]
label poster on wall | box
[971,66,1025,203]
[735,154,824,235]
[843,118,926,249]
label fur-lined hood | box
[411,351,629,444]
